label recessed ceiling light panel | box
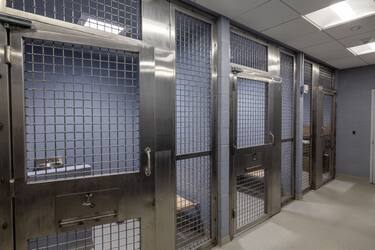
[348,42,375,55]
[303,0,375,30]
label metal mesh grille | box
[24,38,140,182]
[303,62,312,130]
[323,95,333,134]
[175,11,212,250]
[320,66,334,89]
[176,156,211,249]
[230,32,268,71]
[281,141,293,198]
[237,78,268,148]
[302,140,311,191]
[236,169,265,229]
[27,219,140,250]
[281,53,294,140]
[175,11,212,156]
[6,0,142,39]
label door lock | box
[82,193,96,208]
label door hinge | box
[9,179,15,197]
[232,208,236,218]
[4,45,11,65]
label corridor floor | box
[214,175,375,250]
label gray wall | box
[337,65,375,178]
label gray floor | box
[214,175,375,250]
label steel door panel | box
[8,22,156,249]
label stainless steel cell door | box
[230,67,281,235]
[5,23,156,249]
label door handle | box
[269,131,275,145]
[144,147,152,176]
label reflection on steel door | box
[1,1,157,248]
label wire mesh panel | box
[175,11,212,250]
[236,78,268,148]
[320,66,334,90]
[6,0,141,39]
[302,62,312,190]
[24,38,140,182]
[281,53,294,140]
[280,53,294,200]
[27,219,140,250]
[176,156,211,250]
[323,95,333,134]
[175,11,212,156]
[281,141,293,198]
[230,32,268,71]
[236,169,265,229]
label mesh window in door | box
[175,11,213,250]
[236,169,265,229]
[302,62,312,190]
[6,0,142,39]
[27,219,140,250]
[236,78,268,148]
[323,95,333,134]
[280,53,294,199]
[24,38,140,182]
[320,66,334,90]
[230,32,268,71]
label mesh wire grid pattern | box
[175,11,212,156]
[236,78,268,148]
[320,66,334,89]
[24,38,140,182]
[28,219,140,250]
[281,141,293,198]
[6,0,142,40]
[323,95,333,133]
[175,11,212,250]
[236,169,265,229]
[280,53,294,140]
[230,32,268,71]
[176,156,211,249]
[302,140,311,191]
[303,62,312,129]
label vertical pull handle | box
[144,147,152,176]
[269,131,275,145]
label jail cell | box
[280,53,294,202]
[230,31,276,234]
[175,11,214,250]
[302,62,313,191]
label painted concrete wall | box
[337,65,375,178]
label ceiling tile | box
[281,0,342,15]
[326,15,375,40]
[263,17,319,43]
[360,53,375,64]
[287,31,333,49]
[302,40,353,61]
[325,56,367,69]
[339,30,375,47]
[192,0,270,18]
[235,0,299,31]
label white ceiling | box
[192,0,375,69]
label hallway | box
[215,175,375,250]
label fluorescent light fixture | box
[303,0,375,30]
[348,42,375,55]
[84,18,124,34]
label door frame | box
[6,18,157,249]
[370,90,375,184]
